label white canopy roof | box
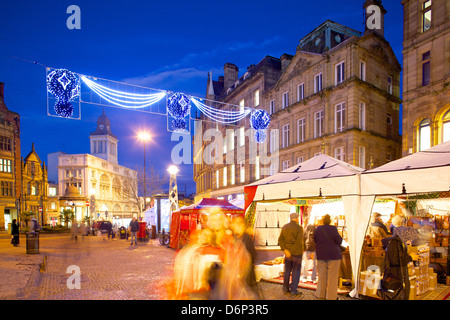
[247,154,364,201]
[361,141,450,196]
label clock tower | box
[89,110,118,164]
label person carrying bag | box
[379,235,417,300]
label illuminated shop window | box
[419,118,431,151]
[443,110,450,143]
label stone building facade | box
[49,112,139,226]
[0,82,21,231]
[401,0,450,155]
[194,1,402,201]
[21,144,49,226]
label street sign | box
[39,207,42,213]
[86,200,90,207]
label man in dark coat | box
[381,235,417,300]
[278,213,304,296]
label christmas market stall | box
[169,198,244,249]
[243,154,364,291]
[357,141,450,300]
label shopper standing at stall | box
[301,215,317,283]
[278,213,304,296]
[314,214,343,300]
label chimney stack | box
[280,54,294,73]
[363,0,386,38]
[223,63,239,90]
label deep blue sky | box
[0,0,404,195]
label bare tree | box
[122,165,167,214]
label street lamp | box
[137,131,151,215]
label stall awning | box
[245,154,364,209]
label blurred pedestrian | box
[11,219,19,247]
[278,212,304,296]
[314,214,343,300]
[79,221,86,240]
[231,217,258,288]
[129,217,139,245]
[301,215,317,283]
[71,221,79,241]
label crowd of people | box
[169,213,260,300]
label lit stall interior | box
[359,193,450,300]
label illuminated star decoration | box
[250,109,271,143]
[47,69,80,118]
[167,92,191,132]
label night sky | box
[0,0,404,195]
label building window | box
[269,163,277,176]
[296,156,304,164]
[359,146,366,169]
[335,61,345,85]
[1,181,12,196]
[387,114,392,125]
[282,92,289,109]
[360,61,366,81]
[216,170,219,189]
[0,159,12,173]
[228,130,235,151]
[49,186,57,196]
[334,147,345,161]
[282,124,290,148]
[255,156,260,180]
[314,73,323,93]
[314,110,324,138]
[357,103,366,132]
[239,127,245,147]
[297,118,306,144]
[282,160,290,171]
[223,167,227,187]
[230,164,235,185]
[223,134,227,154]
[422,51,431,86]
[239,160,245,183]
[387,76,393,94]
[419,119,431,151]
[269,100,275,115]
[0,137,12,152]
[297,83,304,101]
[270,130,277,153]
[442,110,450,143]
[422,0,432,32]
[254,89,260,107]
[335,102,346,133]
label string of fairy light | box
[46,68,271,143]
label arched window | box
[443,110,450,143]
[419,119,431,151]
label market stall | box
[169,198,244,249]
[244,154,364,289]
[357,141,450,299]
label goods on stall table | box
[407,245,438,295]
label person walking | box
[314,214,343,300]
[300,216,317,283]
[11,219,20,247]
[129,217,139,245]
[278,212,304,296]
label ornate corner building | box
[401,0,450,155]
[194,0,402,202]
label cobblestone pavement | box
[0,233,356,301]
